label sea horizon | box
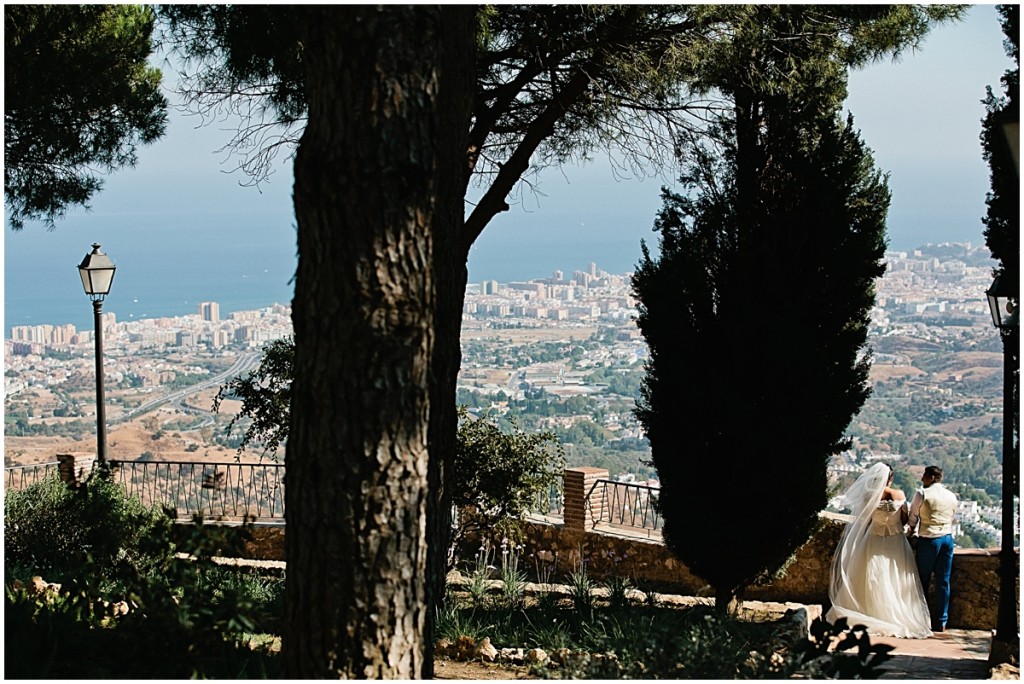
[4,211,988,336]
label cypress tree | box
[632,6,890,612]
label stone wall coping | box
[953,547,1004,557]
[817,511,1013,557]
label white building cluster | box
[464,263,636,325]
[8,302,293,358]
[871,244,995,333]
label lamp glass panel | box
[88,268,115,295]
[988,291,1003,328]
[79,268,93,295]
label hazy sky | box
[4,5,1015,292]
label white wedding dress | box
[826,463,932,638]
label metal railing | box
[107,460,285,523]
[587,479,662,534]
[531,478,565,518]
[4,461,662,537]
[4,461,60,492]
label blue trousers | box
[916,534,954,626]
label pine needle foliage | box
[4,5,167,229]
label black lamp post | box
[78,243,116,469]
[987,274,1019,665]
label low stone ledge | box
[174,553,285,574]
[223,512,1012,631]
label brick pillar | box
[57,453,96,487]
[563,466,609,532]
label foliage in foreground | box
[439,543,893,679]
[4,474,282,679]
[437,594,893,679]
[981,3,1019,291]
[4,4,168,229]
[5,472,157,576]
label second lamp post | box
[986,274,1019,665]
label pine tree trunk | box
[423,7,476,679]
[284,6,462,677]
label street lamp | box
[987,275,1019,330]
[987,274,1019,665]
[78,243,116,469]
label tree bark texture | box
[284,6,454,678]
[423,6,477,679]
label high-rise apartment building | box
[198,301,220,322]
[10,323,78,345]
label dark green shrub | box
[530,605,780,678]
[4,473,281,678]
[4,473,158,577]
[527,610,894,679]
[452,407,564,566]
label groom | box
[908,465,958,632]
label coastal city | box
[4,241,1014,547]
[4,5,1015,676]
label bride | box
[826,462,932,638]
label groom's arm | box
[907,490,924,533]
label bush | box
[537,608,774,679]
[4,473,158,577]
[4,474,281,678]
[451,407,564,566]
[533,610,893,679]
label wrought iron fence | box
[107,460,285,522]
[4,461,60,492]
[586,479,661,534]
[5,461,663,537]
[531,478,564,518]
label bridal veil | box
[826,462,932,638]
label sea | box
[5,213,298,334]
[3,210,664,336]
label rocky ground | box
[434,659,534,680]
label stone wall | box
[46,457,1018,631]
[511,515,1013,631]
[243,525,286,561]
[239,516,1012,630]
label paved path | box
[870,628,999,679]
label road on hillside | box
[111,351,262,425]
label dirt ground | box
[5,389,254,466]
[434,659,535,680]
[868,363,926,381]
